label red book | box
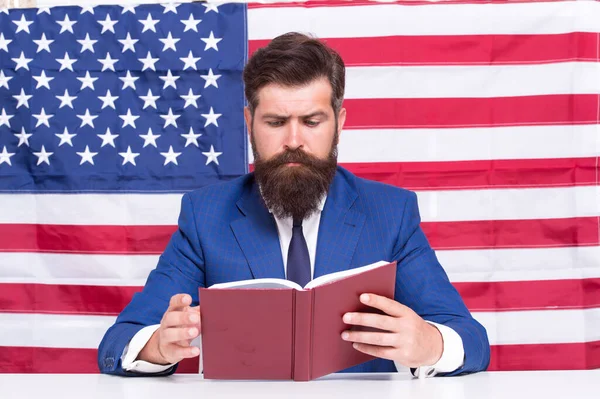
[198,260,397,381]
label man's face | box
[244,78,347,221]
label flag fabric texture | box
[0,0,599,373]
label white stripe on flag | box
[247,1,600,39]
[345,63,600,99]
[2,309,599,348]
[1,186,597,225]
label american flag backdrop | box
[0,0,599,373]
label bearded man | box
[98,32,490,378]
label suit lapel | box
[230,181,285,280]
[314,170,366,278]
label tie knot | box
[293,217,303,227]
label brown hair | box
[243,32,346,115]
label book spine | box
[292,289,313,381]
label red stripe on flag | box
[0,224,175,254]
[250,33,599,65]
[488,341,600,371]
[343,95,599,129]
[422,217,600,250]
[0,347,199,374]
[340,157,599,191]
[2,279,599,316]
[1,343,598,373]
[0,218,597,254]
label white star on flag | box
[119,146,140,166]
[56,52,77,72]
[33,33,54,53]
[37,8,51,15]
[201,107,222,127]
[55,127,77,147]
[56,15,77,34]
[162,2,180,14]
[97,128,119,148]
[77,33,97,53]
[80,5,95,14]
[118,33,139,53]
[122,5,137,14]
[202,145,222,165]
[120,71,139,90]
[0,146,15,166]
[0,70,12,89]
[12,52,33,71]
[120,109,140,128]
[13,15,34,34]
[181,14,201,32]
[98,90,118,109]
[33,146,53,166]
[14,127,33,147]
[159,32,180,52]
[77,109,98,128]
[0,108,14,128]
[181,127,202,147]
[139,52,159,71]
[201,31,222,51]
[159,70,179,89]
[33,108,53,128]
[139,14,160,33]
[180,50,201,70]
[77,71,98,90]
[33,70,54,90]
[203,3,220,13]
[160,146,182,165]
[181,88,201,108]
[99,53,118,71]
[13,88,33,109]
[0,33,11,52]
[98,15,118,34]
[140,89,160,109]
[77,146,98,165]
[56,89,77,109]
[161,108,181,128]
[139,128,160,148]
[201,68,221,88]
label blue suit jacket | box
[98,166,490,376]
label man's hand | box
[137,294,201,365]
[341,293,443,368]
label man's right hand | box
[137,294,201,365]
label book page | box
[304,260,390,290]
[209,278,303,290]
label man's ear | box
[244,107,252,135]
[337,107,346,144]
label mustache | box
[260,148,328,168]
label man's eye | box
[305,120,319,127]
[267,121,284,127]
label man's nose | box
[283,120,303,150]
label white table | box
[1,371,598,399]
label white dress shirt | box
[122,196,464,377]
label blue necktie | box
[287,218,311,287]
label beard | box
[252,132,338,222]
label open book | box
[199,260,397,381]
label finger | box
[359,294,412,318]
[168,294,192,312]
[163,310,200,329]
[164,343,200,360]
[162,326,200,344]
[351,342,396,361]
[341,331,398,347]
[342,312,396,332]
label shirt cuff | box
[395,321,465,378]
[121,324,175,373]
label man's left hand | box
[341,293,443,368]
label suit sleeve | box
[391,191,491,376]
[97,193,205,376]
